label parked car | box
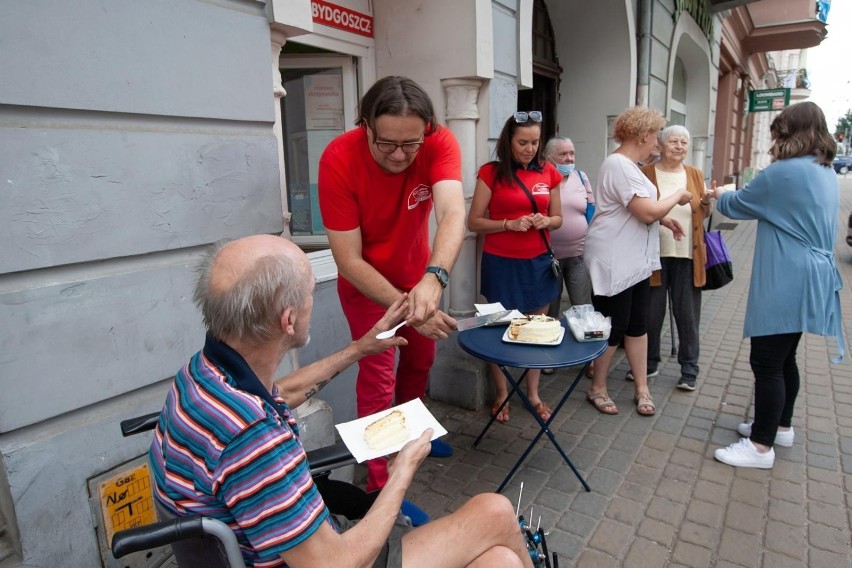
[834,155,852,174]
[847,213,852,247]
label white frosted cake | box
[364,410,410,450]
[508,315,561,343]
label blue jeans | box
[648,257,701,378]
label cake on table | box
[508,315,562,343]
[364,409,410,450]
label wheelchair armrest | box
[307,441,355,476]
[120,412,161,437]
[112,515,247,567]
[112,515,204,558]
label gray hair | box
[542,136,573,161]
[660,125,690,145]
[193,242,311,343]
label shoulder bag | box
[703,213,733,290]
[511,171,562,280]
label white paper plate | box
[474,302,525,324]
[501,326,565,346]
[335,399,448,463]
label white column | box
[692,136,707,174]
[442,78,483,318]
[270,27,292,237]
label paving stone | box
[767,498,806,527]
[677,521,718,548]
[569,491,610,518]
[637,517,676,545]
[769,479,805,503]
[717,528,761,567]
[617,480,654,505]
[655,478,693,503]
[808,548,852,568]
[605,496,645,526]
[556,511,598,539]
[762,551,811,568]
[684,499,725,529]
[807,523,850,554]
[574,549,618,568]
[807,479,845,504]
[597,449,634,474]
[646,497,686,525]
[588,519,634,558]
[724,501,765,535]
[671,541,713,568]
[692,479,728,504]
[807,501,848,530]
[623,537,671,568]
[729,477,768,508]
[764,520,806,560]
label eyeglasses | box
[372,139,425,154]
[513,111,542,124]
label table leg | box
[473,369,529,447]
[496,364,591,493]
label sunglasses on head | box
[513,111,542,124]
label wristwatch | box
[425,266,449,288]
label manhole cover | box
[714,222,738,230]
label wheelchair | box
[111,412,560,567]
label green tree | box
[834,109,852,140]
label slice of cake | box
[508,315,561,343]
[364,410,410,450]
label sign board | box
[312,0,373,37]
[748,88,790,112]
[97,462,157,544]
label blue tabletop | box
[457,321,607,369]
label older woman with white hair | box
[626,125,711,391]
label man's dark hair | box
[355,76,439,135]
[769,101,836,166]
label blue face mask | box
[555,163,575,176]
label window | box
[279,55,357,249]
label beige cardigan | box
[641,163,709,288]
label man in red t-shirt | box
[318,76,464,495]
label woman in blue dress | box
[707,101,845,469]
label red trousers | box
[339,282,437,491]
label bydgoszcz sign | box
[312,0,373,38]
[748,88,791,112]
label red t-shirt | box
[318,125,462,292]
[478,161,562,259]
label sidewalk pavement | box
[399,176,852,567]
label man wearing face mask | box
[542,137,597,375]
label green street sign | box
[748,88,791,112]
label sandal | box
[491,401,510,423]
[586,392,618,415]
[634,392,656,416]
[533,402,553,422]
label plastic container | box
[565,305,611,342]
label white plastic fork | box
[376,321,406,339]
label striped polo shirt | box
[149,336,330,567]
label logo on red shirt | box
[407,184,432,210]
[531,182,550,195]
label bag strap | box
[511,170,556,256]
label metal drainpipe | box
[637,0,652,107]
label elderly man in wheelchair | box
[124,234,534,568]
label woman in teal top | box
[707,102,844,470]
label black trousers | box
[749,333,802,447]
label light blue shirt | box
[716,156,844,361]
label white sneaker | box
[736,422,794,447]
[714,438,775,469]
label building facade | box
[0,0,827,565]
